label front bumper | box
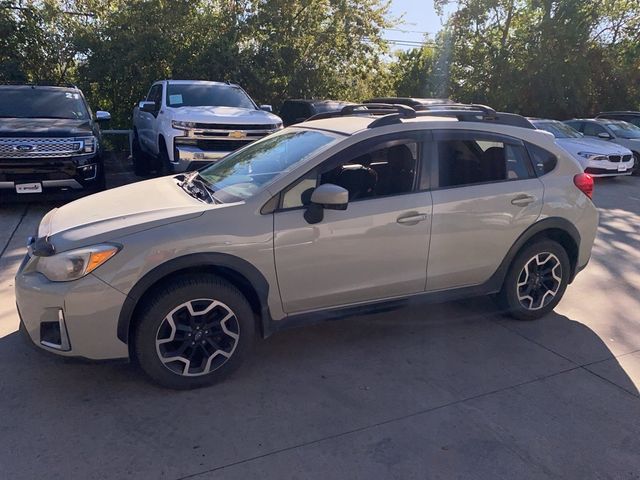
[172,145,231,172]
[0,153,103,195]
[15,256,129,360]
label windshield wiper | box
[180,171,221,204]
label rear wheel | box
[498,240,570,320]
[134,275,256,389]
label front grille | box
[0,138,83,159]
[193,123,279,130]
[609,155,621,162]
[623,154,633,163]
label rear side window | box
[435,132,534,188]
[526,143,558,176]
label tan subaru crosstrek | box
[15,104,599,389]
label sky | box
[385,0,458,50]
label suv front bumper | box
[0,153,104,196]
[15,255,129,360]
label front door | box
[273,134,432,314]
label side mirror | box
[139,101,157,114]
[96,111,111,122]
[259,104,273,112]
[304,184,349,224]
[598,132,613,140]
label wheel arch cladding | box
[501,217,581,287]
[117,253,272,349]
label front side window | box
[199,129,339,202]
[0,88,89,120]
[281,139,420,208]
[166,83,256,109]
[435,132,533,188]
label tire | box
[498,240,571,321]
[156,140,172,176]
[132,133,150,177]
[633,153,640,176]
[134,274,256,389]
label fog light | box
[40,309,71,351]
[79,163,97,180]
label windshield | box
[533,120,581,139]
[166,84,256,109]
[604,121,640,139]
[0,88,89,119]
[199,130,339,202]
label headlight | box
[578,152,608,161]
[36,244,120,282]
[172,120,196,130]
[76,136,97,154]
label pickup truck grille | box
[192,123,280,130]
[0,138,83,159]
[191,139,253,151]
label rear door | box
[273,132,433,313]
[426,130,544,291]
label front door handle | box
[397,213,428,225]
[511,194,536,207]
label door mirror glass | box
[96,110,111,122]
[139,101,156,113]
[598,132,612,139]
[260,104,273,112]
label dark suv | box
[0,84,110,198]
[596,111,640,128]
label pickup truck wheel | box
[157,143,172,176]
[132,133,150,176]
[134,274,256,389]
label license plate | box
[618,165,627,172]
[15,183,43,194]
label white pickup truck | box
[131,80,283,175]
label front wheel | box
[134,275,256,389]
[132,133,150,176]
[498,240,570,321]
[633,153,640,176]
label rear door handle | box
[511,194,536,206]
[397,213,428,225]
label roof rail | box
[0,81,78,89]
[306,103,417,124]
[414,107,535,129]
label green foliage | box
[2,0,640,124]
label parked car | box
[0,84,109,198]
[16,104,598,389]
[365,97,455,109]
[565,118,640,175]
[596,111,640,128]
[531,118,634,177]
[279,99,353,126]
[131,80,283,175]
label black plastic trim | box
[116,253,272,344]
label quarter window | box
[435,133,533,188]
[526,143,558,176]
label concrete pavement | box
[0,167,639,479]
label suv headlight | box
[578,152,608,161]
[36,244,120,282]
[172,120,196,130]
[76,136,97,154]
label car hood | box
[555,137,632,155]
[170,106,282,125]
[0,118,93,138]
[38,176,210,253]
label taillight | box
[574,173,594,199]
